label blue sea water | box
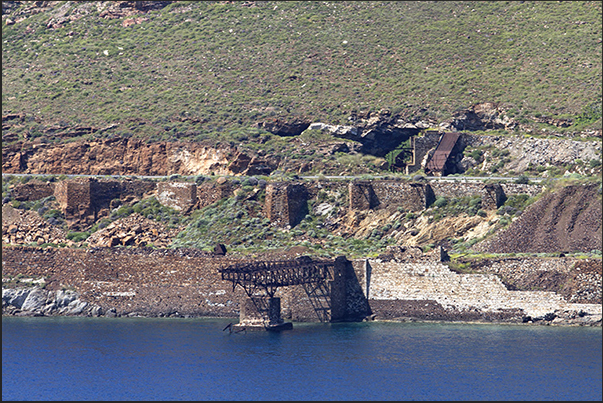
[2,317,601,401]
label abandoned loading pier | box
[219,256,341,331]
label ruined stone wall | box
[264,183,290,227]
[373,181,435,211]
[298,179,538,216]
[156,182,197,212]
[466,257,602,304]
[1,247,365,321]
[428,181,543,209]
[54,178,161,227]
[501,183,544,197]
[348,181,378,210]
[10,180,56,201]
[304,180,348,199]
[12,178,161,227]
[12,178,157,204]
[428,181,492,200]
[278,285,324,322]
[270,256,369,322]
[196,181,233,209]
[3,246,599,324]
[120,180,157,198]
[2,247,371,322]
[91,180,123,207]
[349,181,435,212]
[286,183,309,227]
[2,246,245,318]
[8,177,544,225]
[481,183,506,210]
[54,178,93,226]
[264,182,308,227]
[406,131,441,174]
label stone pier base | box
[233,296,293,332]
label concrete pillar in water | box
[329,256,348,322]
[234,296,293,332]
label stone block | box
[156,182,197,211]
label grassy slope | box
[2,1,602,258]
[2,0,602,142]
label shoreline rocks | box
[2,286,102,317]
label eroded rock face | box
[2,138,280,177]
[331,109,422,156]
[450,102,517,131]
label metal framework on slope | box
[219,257,335,298]
[425,131,461,175]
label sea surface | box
[2,317,601,401]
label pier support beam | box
[233,296,293,332]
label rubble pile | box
[2,205,68,246]
[86,213,181,248]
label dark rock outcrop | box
[256,118,311,136]
[450,102,517,131]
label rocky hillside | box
[474,184,602,254]
[2,1,601,145]
[2,2,602,293]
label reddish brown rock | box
[2,138,279,177]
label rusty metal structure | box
[218,256,338,327]
[425,132,461,175]
[219,257,335,298]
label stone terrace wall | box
[304,180,348,199]
[372,181,435,211]
[10,178,160,228]
[348,181,378,210]
[4,246,599,324]
[91,180,123,208]
[119,179,157,198]
[429,181,542,200]
[2,246,243,318]
[500,183,544,197]
[196,180,233,209]
[55,178,159,228]
[54,178,93,227]
[8,178,545,227]
[354,258,601,322]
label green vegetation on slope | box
[2,1,601,142]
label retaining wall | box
[7,178,545,228]
[2,246,600,324]
[11,180,56,201]
[353,257,601,322]
[349,181,435,212]
[1,247,369,321]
